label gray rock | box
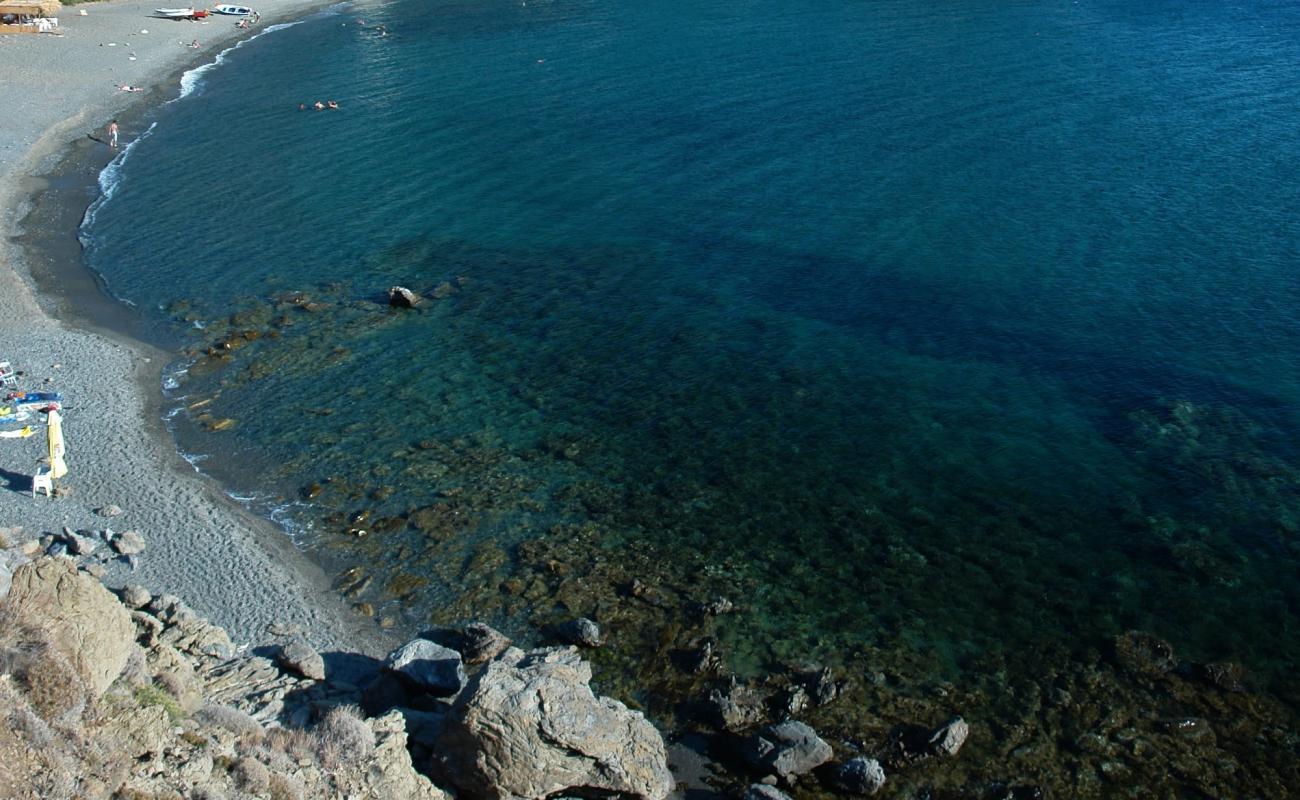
[82,563,107,579]
[461,622,511,665]
[120,584,152,610]
[385,639,466,696]
[928,716,969,757]
[708,678,767,731]
[111,530,146,556]
[388,286,421,308]
[277,636,326,681]
[836,756,886,795]
[96,504,124,518]
[745,785,793,800]
[66,532,98,556]
[556,617,602,648]
[46,542,69,558]
[744,721,833,782]
[435,646,673,800]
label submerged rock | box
[1114,631,1177,677]
[745,785,793,800]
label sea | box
[79,0,1300,788]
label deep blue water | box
[84,0,1300,688]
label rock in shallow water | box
[744,720,833,781]
[929,716,969,757]
[556,617,602,648]
[460,622,511,665]
[836,756,886,795]
[744,784,793,800]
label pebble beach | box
[0,0,389,654]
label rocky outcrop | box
[5,557,134,697]
[435,646,674,800]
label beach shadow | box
[0,465,35,495]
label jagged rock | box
[556,617,602,647]
[684,638,724,674]
[105,705,172,758]
[929,716,969,757]
[461,622,511,665]
[96,504,124,518]
[1114,630,1177,677]
[708,678,767,731]
[744,721,833,782]
[365,710,451,799]
[278,636,326,680]
[121,584,152,610]
[111,530,146,556]
[836,756,886,795]
[776,684,809,717]
[0,547,31,601]
[385,639,466,696]
[149,642,204,713]
[388,286,421,308]
[132,610,165,646]
[435,646,673,800]
[5,557,134,697]
[745,785,793,800]
[65,531,98,556]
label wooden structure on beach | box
[0,0,61,33]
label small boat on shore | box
[154,7,208,18]
[212,4,253,14]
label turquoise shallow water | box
[83,0,1300,700]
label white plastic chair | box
[0,362,15,389]
[32,466,52,498]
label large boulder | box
[436,646,673,800]
[744,721,833,781]
[4,557,134,697]
[385,638,466,696]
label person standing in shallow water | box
[107,120,119,148]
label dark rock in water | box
[743,720,833,781]
[1199,661,1248,692]
[928,716,969,757]
[388,286,421,308]
[882,724,935,767]
[385,638,466,697]
[708,678,768,732]
[628,578,669,607]
[430,281,455,299]
[682,638,724,675]
[702,596,735,615]
[1114,630,1177,677]
[774,684,809,718]
[745,784,793,800]
[555,617,602,648]
[835,756,886,795]
[460,622,511,665]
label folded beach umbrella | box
[47,408,67,479]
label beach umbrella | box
[47,408,67,480]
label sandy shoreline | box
[0,0,394,656]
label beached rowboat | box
[212,4,253,14]
[155,7,196,16]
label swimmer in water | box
[326,99,339,110]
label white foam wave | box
[80,121,158,233]
[177,18,309,100]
